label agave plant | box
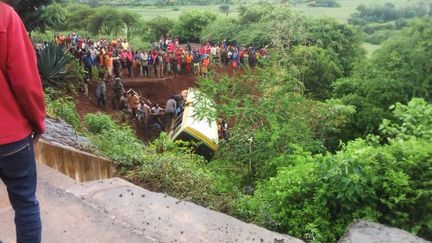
[37,42,74,87]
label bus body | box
[169,89,219,160]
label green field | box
[293,0,411,22]
[121,0,412,23]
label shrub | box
[37,43,85,90]
[364,30,396,45]
[84,112,117,134]
[236,98,432,242]
[37,43,74,87]
[84,113,145,166]
[172,10,217,42]
[309,0,341,8]
[45,89,80,129]
[83,113,234,208]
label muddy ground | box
[74,65,244,141]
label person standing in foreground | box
[0,2,46,243]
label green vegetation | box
[308,0,340,8]
[333,18,432,141]
[237,113,432,241]
[37,43,85,90]
[16,0,432,241]
[172,10,217,42]
[84,113,237,207]
[45,89,81,129]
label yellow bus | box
[169,89,219,160]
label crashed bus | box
[169,89,219,160]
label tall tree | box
[10,0,53,33]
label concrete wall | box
[34,140,113,182]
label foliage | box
[200,17,238,44]
[65,4,96,31]
[84,113,147,166]
[306,18,364,76]
[64,4,143,39]
[140,17,175,43]
[39,3,67,32]
[333,18,432,142]
[84,113,237,208]
[11,0,53,32]
[349,2,430,25]
[380,98,432,142]
[172,10,217,42]
[364,29,397,45]
[64,57,86,91]
[290,45,342,100]
[44,89,80,129]
[237,3,274,25]
[37,43,84,90]
[308,0,340,8]
[87,7,122,36]
[237,116,432,241]
[195,54,354,181]
[121,11,140,41]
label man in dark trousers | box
[0,2,46,243]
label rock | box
[42,117,93,152]
[339,220,430,243]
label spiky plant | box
[37,42,74,88]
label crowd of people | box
[50,33,249,139]
[52,33,268,81]
[94,77,191,136]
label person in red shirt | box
[0,2,46,243]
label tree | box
[120,11,140,41]
[39,3,67,32]
[200,17,238,44]
[65,4,96,32]
[290,45,342,100]
[11,0,53,33]
[306,18,364,75]
[173,10,217,42]
[331,18,432,143]
[236,98,432,241]
[88,8,122,36]
[141,17,174,43]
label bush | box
[37,43,85,91]
[84,112,117,134]
[364,30,396,45]
[172,10,217,42]
[45,89,81,129]
[141,17,174,43]
[308,0,341,8]
[83,113,235,208]
[236,98,432,242]
[37,43,74,88]
[84,113,145,166]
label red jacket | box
[0,3,46,144]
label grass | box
[120,0,411,23]
[291,0,411,23]
[121,5,233,20]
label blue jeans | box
[0,135,41,243]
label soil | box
[74,65,245,142]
